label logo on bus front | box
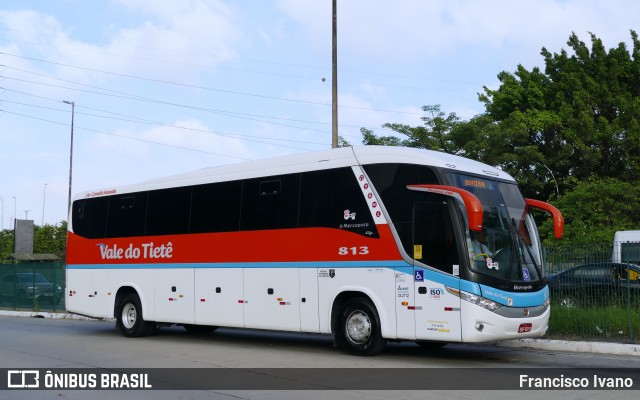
[343,210,356,220]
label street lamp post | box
[0,195,3,230]
[331,0,338,149]
[42,183,48,226]
[63,100,75,216]
[538,162,560,197]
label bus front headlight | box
[446,287,502,312]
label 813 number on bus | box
[338,246,369,256]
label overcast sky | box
[1,0,638,227]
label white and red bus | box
[66,146,563,355]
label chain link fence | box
[545,243,640,342]
[0,262,65,312]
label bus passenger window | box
[106,193,148,238]
[190,181,242,233]
[413,201,460,275]
[72,197,109,239]
[241,174,300,231]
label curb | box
[0,309,99,321]
[497,338,640,357]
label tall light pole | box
[0,195,3,230]
[538,162,560,197]
[63,100,75,216]
[23,210,31,220]
[12,196,16,224]
[42,183,48,226]
[331,0,338,148]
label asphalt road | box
[0,315,638,400]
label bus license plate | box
[518,323,532,333]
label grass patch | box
[548,302,640,341]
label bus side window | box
[363,163,439,256]
[190,181,242,233]
[106,193,148,238]
[72,197,109,239]
[299,168,378,237]
[146,186,192,236]
[240,174,300,231]
[412,201,460,274]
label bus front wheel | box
[336,298,386,356]
[117,293,154,337]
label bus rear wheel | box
[117,293,155,337]
[336,298,386,356]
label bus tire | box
[117,293,152,338]
[336,298,386,356]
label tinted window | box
[300,168,378,237]
[190,181,242,233]
[413,201,460,274]
[146,187,192,236]
[106,193,148,238]
[241,174,300,230]
[72,197,109,239]
[364,163,439,250]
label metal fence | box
[545,243,639,342]
[0,262,66,312]
[1,249,638,343]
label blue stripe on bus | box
[421,268,481,295]
[67,261,487,296]
[69,262,549,303]
[479,284,549,307]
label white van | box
[612,230,640,264]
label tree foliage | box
[540,177,640,244]
[0,222,67,261]
[362,31,640,243]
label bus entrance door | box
[412,201,462,342]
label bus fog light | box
[475,323,484,332]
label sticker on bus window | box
[414,245,423,260]
[522,267,531,281]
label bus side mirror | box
[525,198,564,239]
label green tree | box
[359,32,640,244]
[480,31,640,199]
[540,177,640,244]
[0,229,14,261]
[33,221,67,259]
[362,105,462,153]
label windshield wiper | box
[510,217,541,276]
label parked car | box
[547,262,640,307]
[0,272,63,305]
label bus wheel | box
[117,293,152,337]
[183,324,218,334]
[336,298,386,356]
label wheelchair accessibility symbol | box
[414,270,424,282]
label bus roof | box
[73,146,514,201]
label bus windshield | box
[449,173,544,285]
